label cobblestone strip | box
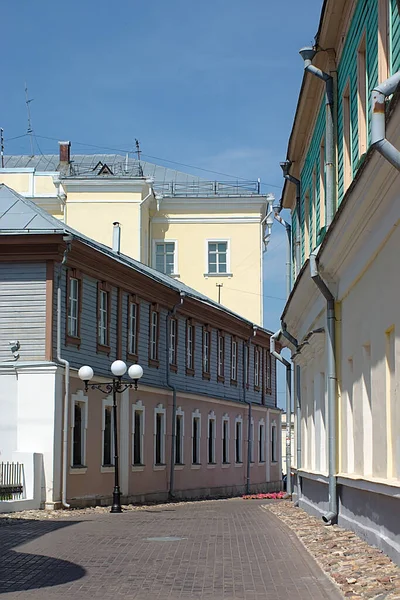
[263,501,400,599]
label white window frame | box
[132,400,145,466]
[250,417,255,463]
[271,419,278,463]
[128,299,138,356]
[169,317,177,365]
[254,347,260,389]
[150,309,158,361]
[99,289,108,346]
[154,404,166,465]
[102,396,114,467]
[218,332,224,378]
[186,320,194,370]
[235,415,243,464]
[207,411,216,464]
[68,277,79,337]
[192,409,201,465]
[153,239,178,276]
[203,328,210,374]
[258,419,266,463]
[175,406,184,465]
[205,238,231,275]
[231,339,237,381]
[222,415,230,464]
[70,390,88,468]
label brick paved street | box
[0,499,342,600]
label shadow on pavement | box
[0,517,85,594]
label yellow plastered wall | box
[0,173,31,195]
[65,192,142,259]
[34,175,57,195]
[151,220,262,324]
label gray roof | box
[2,154,264,197]
[0,184,271,333]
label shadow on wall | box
[0,518,85,594]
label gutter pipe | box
[244,326,257,495]
[57,236,72,509]
[280,167,301,278]
[310,247,337,525]
[273,212,292,297]
[166,292,185,500]
[299,47,335,227]
[371,71,400,170]
[270,330,295,495]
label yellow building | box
[1,141,271,325]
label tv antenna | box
[135,139,141,161]
[25,83,34,157]
[0,128,4,168]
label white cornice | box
[151,216,261,224]
[61,179,147,193]
[0,168,35,173]
[160,196,267,212]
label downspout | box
[270,330,295,496]
[371,71,400,170]
[57,235,73,509]
[273,211,292,297]
[244,326,257,495]
[139,183,153,262]
[167,292,185,500]
[280,165,301,278]
[310,247,337,525]
[299,47,335,227]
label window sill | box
[149,358,160,369]
[101,465,115,473]
[203,273,233,278]
[202,372,211,381]
[174,464,185,471]
[153,464,166,471]
[66,335,81,348]
[217,375,225,383]
[132,465,145,472]
[207,463,216,469]
[254,386,260,393]
[97,343,111,355]
[69,466,87,475]
[191,464,201,470]
[127,352,139,363]
[230,379,237,386]
[169,273,180,279]
[186,367,195,377]
[169,364,178,373]
[235,462,243,467]
[258,461,266,465]
[221,463,231,469]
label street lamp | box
[78,360,143,513]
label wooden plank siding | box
[0,263,47,361]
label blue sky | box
[2,0,323,406]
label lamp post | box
[78,360,143,513]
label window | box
[154,241,176,275]
[154,405,166,465]
[97,282,111,351]
[231,338,238,383]
[311,166,317,249]
[207,240,228,274]
[357,34,367,157]
[67,269,81,343]
[250,418,254,463]
[186,320,195,374]
[235,417,243,463]
[304,189,310,258]
[244,345,250,388]
[271,420,277,463]
[127,295,139,359]
[259,420,266,463]
[102,397,114,466]
[192,410,201,464]
[217,331,225,382]
[175,409,184,465]
[343,82,352,193]
[71,392,87,467]
[169,317,178,371]
[132,401,145,465]
[207,412,216,464]
[254,347,260,390]
[202,326,211,379]
[319,138,326,230]
[378,0,390,81]
[265,351,272,394]
[222,416,230,464]
[149,304,159,365]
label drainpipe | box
[299,47,335,227]
[57,235,73,509]
[310,247,337,525]
[371,71,400,170]
[244,326,257,495]
[270,330,296,496]
[166,292,185,500]
[280,162,301,277]
[272,197,292,297]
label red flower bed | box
[242,491,286,500]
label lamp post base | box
[110,488,122,513]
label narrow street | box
[0,499,342,600]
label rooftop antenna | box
[135,139,141,161]
[0,128,4,168]
[25,83,34,157]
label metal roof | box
[2,154,264,197]
[0,184,272,333]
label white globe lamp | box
[128,364,143,381]
[78,365,94,382]
[111,360,127,378]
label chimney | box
[59,141,71,164]
[113,222,121,254]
